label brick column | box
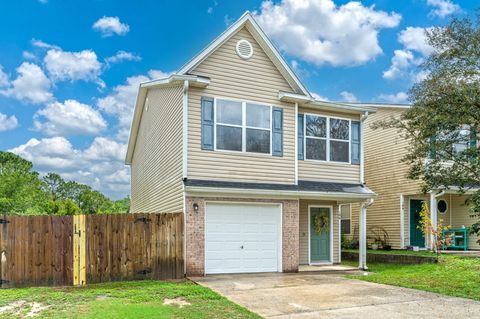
[185,197,205,276]
[282,200,300,272]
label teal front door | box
[410,199,425,247]
[310,207,331,263]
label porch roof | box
[184,179,376,201]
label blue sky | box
[0,0,476,199]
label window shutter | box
[470,128,477,149]
[351,121,360,164]
[272,107,283,157]
[201,97,214,150]
[298,113,304,160]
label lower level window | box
[340,204,351,235]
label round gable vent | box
[236,39,253,59]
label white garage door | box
[205,202,282,274]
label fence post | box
[73,215,86,286]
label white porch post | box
[400,194,405,249]
[358,202,368,270]
[429,192,438,251]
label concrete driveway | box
[191,272,480,318]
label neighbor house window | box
[340,204,351,235]
[215,99,271,154]
[304,114,350,163]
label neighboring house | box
[350,104,479,251]
[125,12,376,276]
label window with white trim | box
[340,204,351,235]
[215,99,271,154]
[304,114,350,163]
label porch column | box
[429,192,438,251]
[358,202,368,270]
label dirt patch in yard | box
[163,297,191,308]
[0,300,50,317]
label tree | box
[375,16,480,242]
[417,202,452,256]
[43,173,65,202]
[0,151,48,214]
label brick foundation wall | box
[185,197,299,276]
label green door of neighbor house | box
[410,199,425,247]
[310,207,330,263]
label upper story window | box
[304,114,350,163]
[430,125,476,159]
[215,99,271,154]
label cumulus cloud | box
[10,136,129,199]
[426,0,460,18]
[33,99,107,136]
[253,0,401,66]
[92,16,130,37]
[0,65,8,87]
[105,50,141,64]
[0,113,18,132]
[44,49,103,85]
[97,70,171,141]
[0,62,53,104]
[377,91,409,104]
[31,38,60,50]
[340,91,358,103]
[383,27,434,81]
[310,92,329,101]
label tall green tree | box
[375,16,480,242]
[0,151,48,214]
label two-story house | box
[125,12,376,276]
[349,104,479,251]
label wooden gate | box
[0,213,183,288]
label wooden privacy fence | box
[0,213,183,288]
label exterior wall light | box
[193,203,199,212]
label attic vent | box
[236,40,253,59]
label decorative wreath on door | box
[314,215,329,234]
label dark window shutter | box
[351,121,360,165]
[470,128,477,149]
[298,113,304,160]
[201,97,214,150]
[272,107,283,157]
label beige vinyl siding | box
[449,195,480,250]
[130,85,184,213]
[299,200,340,264]
[298,107,361,183]
[187,27,296,184]
[350,108,422,248]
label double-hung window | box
[304,114,350,163]
[215,99,271,154]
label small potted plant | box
[371,239,380,250]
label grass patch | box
[343,255,480,301]
[0,280,260,319]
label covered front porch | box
[401,189,480,251]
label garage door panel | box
[205,203,281,274]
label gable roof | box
[178,11,311,97]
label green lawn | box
[0,280,260,319]
[343,255,480,301]
[343,248,438,257]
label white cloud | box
[253,0,401,66]
[33,99,107,136]
[398,27,434,56]
[92,16,130,37]
[383,27,434,81]
[340,91,358,103]
[426,0,460,18]
[0,62,53,104]
[0,113,18,132]
[9,136,129,199]
[310,92,329,101]
[0,65,8,87]
[22,51,37,60]
[44,49,103,85]
[97,70,172,141]
[31,38,60,50]
[377,91,409,104]
[105,51,141,64]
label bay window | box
[215,99,271,154]
[304,114,350,163]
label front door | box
[410,199,425,247]
[310,207,331,263]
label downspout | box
[294,102,298,185]
[360,111,369,184]
[182,80,189,277]
[359,198,374,270]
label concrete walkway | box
[191,272,480,318]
